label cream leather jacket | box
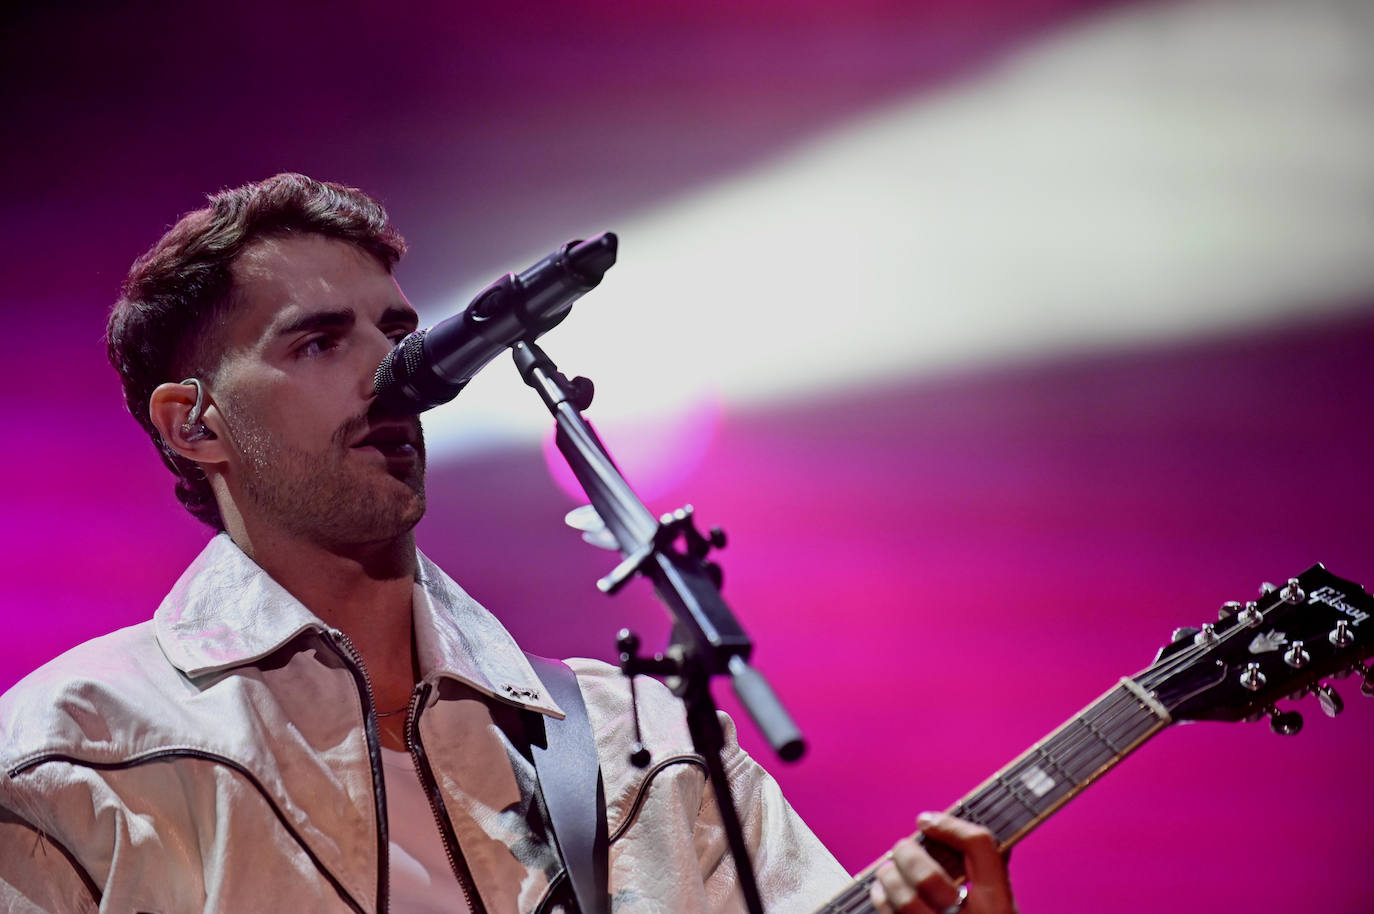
[0,535,849,913]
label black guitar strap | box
[524,654,610,914]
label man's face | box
[209,233,426,548]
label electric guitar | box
[810,563,1374,913]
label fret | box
[983,772,1040,839]
[944,683,1168,843]
[993,771,1041,817]
[1033,743,1073,784]
[809,680,1173,914]
[1053,715,1119,782]
[1082,714,1124,754]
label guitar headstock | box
[1139,564,1373,734]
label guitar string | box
[960,687,1146,836]
[818,687,1178,912]
[971,610,1274,837]
[812,691,1149,914]
[970,702,1129,831]
[813,594,1300,914]
[819,687,1175,914]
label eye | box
[296,335,339,358]
[384,325,416,346]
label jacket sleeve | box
[0,804,101,914]
[570,657,853,912]
[697,710,853,912]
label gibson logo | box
[1307,585,1369,627]
[1248,630,1288,654]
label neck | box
[222,514,421,712]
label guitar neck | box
[813,677,1173,913]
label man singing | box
[0,174,1017,913]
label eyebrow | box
[275,304,419,337]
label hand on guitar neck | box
[870,812,1016,914]
[824,563,1372,914]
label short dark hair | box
[106,173,407,529]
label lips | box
[350,421,420,457]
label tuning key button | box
[1171,626,1199,643]
[1329,620,1355,648]
[1360,667,1374,698]
[1194,623,1219,645]
[1283,640,1310,669]
[1316,684,1344,718]
[1267,707,1304,736]
[1237,601,1263,626]
[1280,578,1305,604]
[1240,662,1267,692]
[1259,582,1277,596]
[1218,601,1241,620]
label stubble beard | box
[232,410,428,549]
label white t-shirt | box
[380,746,474,913]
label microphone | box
[374,232,618,414]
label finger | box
[872,859,931,914]
[918,812,1014,905]
[868,876,896,914]
[890,836,963,912]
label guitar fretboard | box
[812,678,1172,914]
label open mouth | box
[351,423,419,459]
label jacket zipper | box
[406,682,488,914]
[326,628,392,914]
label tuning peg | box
[1240,662,1266,692]
[1359,666,1374,698]
[1237,601,1263,626]
[1280,578,1305,604]
[1315,683,1344,717]
[1283,640,1310,669]
[1193,623,1219,645]
[1267,706,1303,735]
[1329,620,1355,648]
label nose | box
[361,327,400,401]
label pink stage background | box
[3,2,1371,912]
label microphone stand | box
[511,340,804,914]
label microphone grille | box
[375,329,427,399]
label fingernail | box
[917,811,937,827]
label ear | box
[149,380,228,466]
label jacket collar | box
[154,534,565,718]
